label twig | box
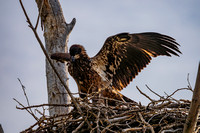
[122,127,143,132]
[165,87,193,100]
[35,0,44,29]
[159,123,183,133]
[145,85,164,99]
[187,73,193,92]
[109,115,130,123]
[159,113,169,124]
[95,109,101,133]
[16,103,73,110]
[138,112,155,133]
[72,121,85,133]
[17,78,34,115]
[164,92,180,103]
[101,124,116,133]
[35,108,43,116]
[148,113,160,123]
[160,128,182,133]
[21,120,40,133]
[13,98,39,121]
[151,101,171,109]
[195,126,200,133]
[136,86,155,102]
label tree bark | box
[35,0,75,116]
[0,124,4,133]
[183,62,200,133]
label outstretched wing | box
[91,32,181,91]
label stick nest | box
[16,85,197,133]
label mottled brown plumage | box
[51,32,181,104]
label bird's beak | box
[71,56,75,62]
[50,53,71,62]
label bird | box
[51,32,181,105]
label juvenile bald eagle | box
[51,32,181,105]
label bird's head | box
[50,44,88,63]
[69,44,88,62]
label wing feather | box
[92,32,181,91]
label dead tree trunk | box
[0,124,4,133]
[35,0,75,116]
[183,63,200,133]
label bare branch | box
[35,0,44,29]
[13,98,39,121]
[145,85,164,99]
[187,73,194,92]
[16,103,73,110]
[67,18,76,35]
[136,86,155,102]
[17,78,31,107]
[166,87,193,100]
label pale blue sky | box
[0,0,200,132]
